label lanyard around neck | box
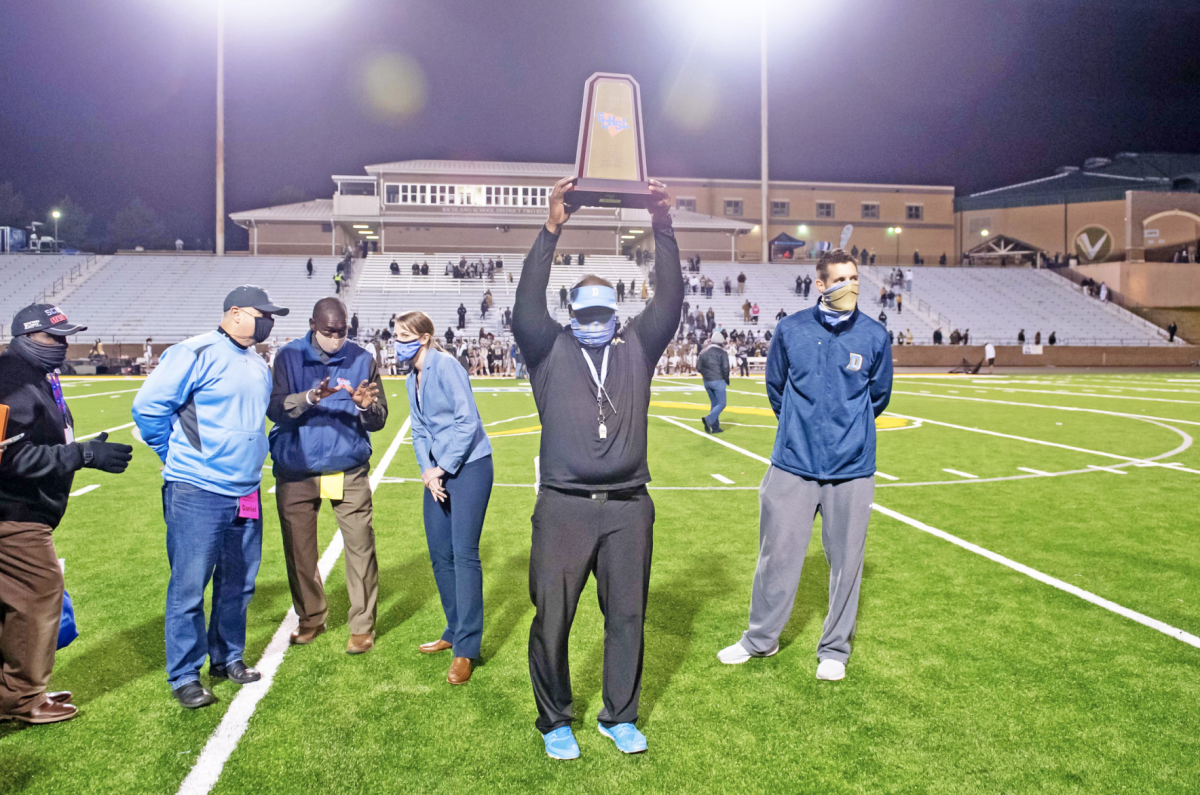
[580,345,609,402]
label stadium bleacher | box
[4,252,1178,347]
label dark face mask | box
[11,334,68,373]
[253,315,275,344]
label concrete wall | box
[255,222,334,255]
[956,200,1127,261]
[1072,261,1200,307]
[892,344,1199,367]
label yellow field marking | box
[488,425,542,437]
[650,401,914,430]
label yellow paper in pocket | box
[319,472,344,501]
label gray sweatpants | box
[740,466,874,664]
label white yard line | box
[64,388,141,399]
[711,473,735,484]
[75,421,136,441]
[1087,464,1128,475]
[1017,467,1054,477]
[892,389,1200,427]
[870,504,1200,650]
[942,468,978,479]
[69,484,100,497]
[657,414,1200,650]
[652,415,771,465]
[875,471,899,481]
[897,382,1200,405]
[177,415,411,795]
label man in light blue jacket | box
[132,286,288,709]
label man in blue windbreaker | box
[133,286,288,709]
[718,249,892,682]
[267,297,386,655]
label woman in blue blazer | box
[395,311,493,685]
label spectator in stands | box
[682,297,690,320]
[133,286,288,709]
[795,275,803,295]
[480,296,490,321]
[933,328,943,345]
[635,248,643,266]
[1048,331,1057,346]
[421,261,429,275]
[629,278,636,298]
[1034,331,1041,344]
[445,328,456,347]
[913,250,920,266]
[905,268,913,291]
[742,300,752,323]
[724,276,732,295]
[0,304,132,725]
[1168,321,1178,342]
[887,289,895,308]
[895,330,904,346]
[502,307,513,330]
[938,253,946,266]
[962,329,969,346]
[559,286,569,309]
[949,329,961,345]
[776,308,787,322]
[879,287,887,307]
[616,279,626,303]
[751,303,760,324]
[904,329,913,346]
[457,304,467,330]
[878,310,887,327]
[333,271,343,294]
[563,253,572,266]
[350,314,359,341]
[390,261,400,275]
[1099,282,1109,302]
[869,251,876,265]
[307,258,314,278]
[496,256,504,272]
[851,245,859,260]
[487,260,495,281]
[268,297,386,657]
[802,274,812,298]
[411,262,420,275]
[578,252,585,268]
[1017,329,1026,344]
[895,294,902,314]
[706,307,715,332]
[737,271,746,295]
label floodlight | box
[627,229,644,234]
[353,224,370,229]
[798,224,808,233]
[52,210,61,219]
[980,229,990,237]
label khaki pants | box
[0,521,63,715]
[276,465,378,635]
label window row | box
[687,198,925,222]
[383,183,550,207]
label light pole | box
[51,210,60,252]
[759,1,769,264]
[215,0,225,256]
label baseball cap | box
[569,284,617,311]
[223,285,289,316]
[11,303,88,337]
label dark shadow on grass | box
[369,554,440,638]
[45,613,164,708]
[477,548,532,666]
[0,751,49,793]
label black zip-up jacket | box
[0,351,84,528]
[513,218,683,489]
[697,345,730,384]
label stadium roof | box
[956,152,1200,212]
[364,160,573,178]
[230,198,753,232]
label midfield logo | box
[596,112,628,137]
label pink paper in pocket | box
[238,490,260,520]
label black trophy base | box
[565,178,654,210]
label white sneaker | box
[717,641,779,665]
[815,659,846,680]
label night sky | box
[2,0,1198,248]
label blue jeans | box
[423,456,493,659]
[163,481,263,689]
[703,380,727,429]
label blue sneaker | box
[542,726,580,760]
[597,722,647,754]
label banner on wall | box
[1022,344,1044,355]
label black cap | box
[223,285,289,316]
[11,303,88,337]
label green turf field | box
[2,371,1198,794]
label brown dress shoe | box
[447,656,472,685]
[46,691,73,704]
[0,699,78,724]
[289,624,326,646]
[419,639,453,654]
[347,631,375,655]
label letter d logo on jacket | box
[847,353,863,371]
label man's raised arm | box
[632,181,684,362]
[512,176,576,369]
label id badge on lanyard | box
[47,371,73,443]
[580,346,613,440]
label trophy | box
[565,72,654,211]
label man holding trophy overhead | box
[513,73,683,761]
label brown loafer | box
[46,691,73,704]
[289,624,326,646]
[419,639,453,654]
[447,656,472,685]
[347,631,375,655]
[0,698,78,724]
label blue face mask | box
[570,315,616,348]
[394,339,423,362]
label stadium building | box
[230,159,956,264]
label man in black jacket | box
[0,304,132,724]
[697,338,730,434]
[513,176,680,760]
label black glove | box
[80,432,133,474]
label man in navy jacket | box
[268,298,386,655]
[718,249,892,682]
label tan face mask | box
[822,281,860,312]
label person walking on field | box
[985,341,996,374]
[397,311,493,686]
[718,249,892,682]
[0,304,132,724]
[697,337,729,434]
[268,298,387,655]
[513,175,681,760]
